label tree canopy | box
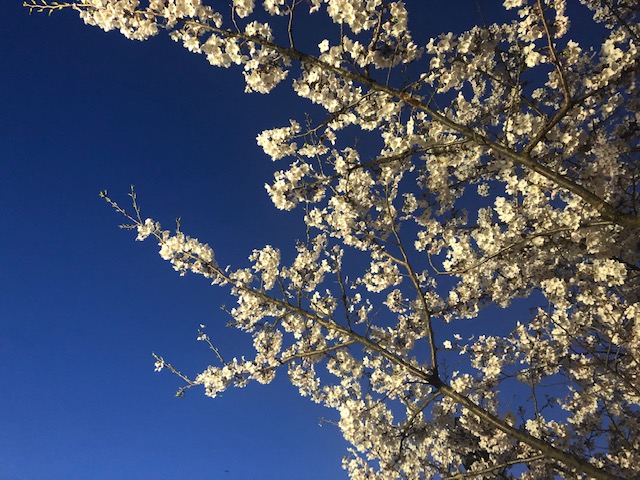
[26,0,640,478]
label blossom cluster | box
[45,0,640,478]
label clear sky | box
[0,2,595,479]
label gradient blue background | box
[1,2,592,479]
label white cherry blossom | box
[36,1,640,479]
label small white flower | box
[154,359,165,372]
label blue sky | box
[2,2,352,478]
[0,2,598,479]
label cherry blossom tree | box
[26,0,639,478]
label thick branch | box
[187,22,640,228]
[102,190,624,480]
[31,2,639,227]
[210,263,623,480]
[445,453,547,479]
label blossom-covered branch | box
[34,1,640,478]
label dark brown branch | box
[184,24,639,228]
[445,453,547,479]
